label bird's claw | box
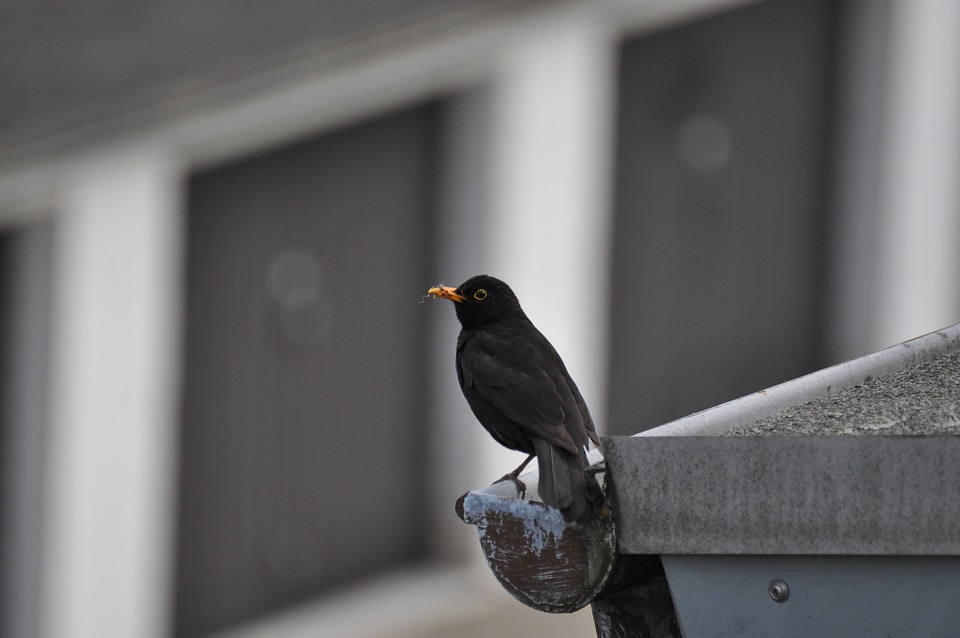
[586,461,606,477]
[494,473,527,498]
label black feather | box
[437,274,602,522]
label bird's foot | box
[493,473,527,498]
[586,461,606,477]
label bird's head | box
[428,275,525,329]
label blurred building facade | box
[1,0,958,637]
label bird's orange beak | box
[428,285,466,303]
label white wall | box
[41,149,183,638]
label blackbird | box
[429,275,602,522]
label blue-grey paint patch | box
[459,473,619,613]
[462,491,566,556]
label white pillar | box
[874,0,960,347]
[41,148,183,638]
[483,10,616,479]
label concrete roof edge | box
[637,322,960,437]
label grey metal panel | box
[662,555,960,638]
[639,323,960,437]
[605,435,960,555]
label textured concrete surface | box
[726,350,960,435]
[638,324,960,437]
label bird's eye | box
[473,289,488,301]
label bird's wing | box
[568,376,601,448]
[459,331,580,453]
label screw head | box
[768,578,790,603]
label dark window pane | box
[175,102,440,637]
[608,0,836,434]
[0,223,52,638]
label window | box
[175,102,441,637]
[608,0,836,433]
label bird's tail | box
[532,438,603,523]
